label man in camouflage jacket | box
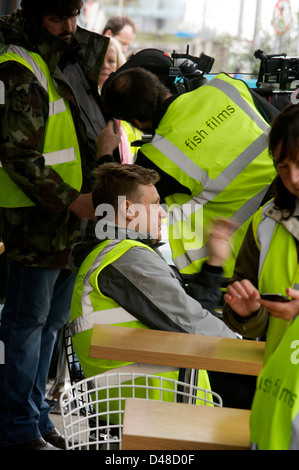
[0,0,115,450]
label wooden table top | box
[122,398,251,450]
[90,324,265,376]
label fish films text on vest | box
[184,104,235,151]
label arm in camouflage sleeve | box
[0,61,81,218]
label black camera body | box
[253,49,299,110]
[169,47,215,92]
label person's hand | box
[259,287,299,321]
[95,120,121,159]
[68,193,96,220]
[206,218,238,266]
[224,279,261,317]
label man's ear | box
[119,199,135,221]
[104,29,113,38]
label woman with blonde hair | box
[97,37,141,163]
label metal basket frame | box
[59,372,222,450]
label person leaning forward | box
[0,0,117,450]
[101,66,278,284]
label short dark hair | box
[269,104,299,216]
[21,0,83,23]
[102,67,170,123]
[92,163,160,214]
[102,15,136,35]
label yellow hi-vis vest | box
[141,73,276,278]
[250,315,299,450]
[252,200,299,363]
[69,238,211,422]
[0,45,82,208]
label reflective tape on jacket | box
[252,201,299,362]
[141,73,276,277]
[0,44,82,207]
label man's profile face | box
[42,14,78,43]
[127,184,167,241]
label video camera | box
[253,49,299,110]
[168,45,215,92]
[104,45,215,95]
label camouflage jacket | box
[0,11,109,268]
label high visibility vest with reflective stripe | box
[0,45,82,207]
[250,315,299,450]
[252,201,299,363]
[69,237,210,391]
[141,73,276,277]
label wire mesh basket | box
[59,372,222,450]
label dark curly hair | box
[269,104,299,218]
[21,0,83,23]
[101,67,170,126]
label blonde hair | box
[107,37,126,69]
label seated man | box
[69,163,238,415]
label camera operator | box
[101,62,277,285]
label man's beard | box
[58,32,74,43]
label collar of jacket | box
[69,219,165,273]
[265,199,299,242]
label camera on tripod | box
[169,45,215,92]
[254,49,299,109]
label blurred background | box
[1,0,299,86]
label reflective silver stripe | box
[0,147,76,168]
[256,213,276,279]
[174,244,209,272]
[1,45,49,92]
[290,411,299,449]
[0,45,66,116]
[166,133,269,228]
[208,77,269,133]
[43,147,76,165]
[193,133,269,206]
[69,307,137,336]
[48,98,66,116]
[172,187,270,271]
[70,240,125,335]
[151,133,213,187]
